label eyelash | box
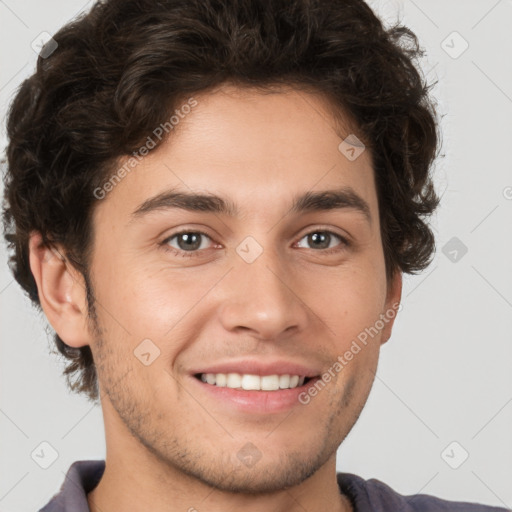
[160,228,350,259]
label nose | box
[216,245,310,341]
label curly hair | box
[2,0,441,402]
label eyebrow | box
[131,186,372,225]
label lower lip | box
[189,375,320,414]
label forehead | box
[94,84,378,225]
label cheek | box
[305,264,386,338]
[92,243,177,327]
[93,262,219,374]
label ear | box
[379,269,402,346]
[28,231,93,348]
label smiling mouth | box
[193,373,315,391]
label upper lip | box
[191,359,321,378]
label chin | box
[173,448,329,494]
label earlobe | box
[380,270,403,345]
[28,232,92,348]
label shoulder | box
[38,460,105,512]
[336,472,510,512]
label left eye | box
[164,231,213,253]
[295,231,346,251]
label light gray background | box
[1,0,511,510]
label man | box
[2,0,508,510]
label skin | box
[29,84,402,512]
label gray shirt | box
[38,460,510,512]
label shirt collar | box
[39,460,105,512]
[39,460,367,512]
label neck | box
[87,452,353,512]
[87,398,353,512]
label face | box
[79,84,401,492]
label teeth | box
[261,375,279,390]
[290,375,300,388]
[242,374,260,390]
[216,373,227,387]
[227,373,241,388]
[199,373,307,390]
[279,375,290,389]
